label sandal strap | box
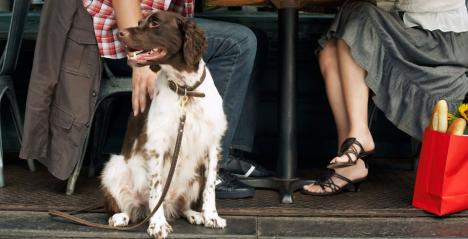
[317,172,352,193]
[332,172,353,184]
[341,138,365,164]
[319,178,341,192]
[338,138,354,156]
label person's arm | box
[112,0,157,116]
[112,0,141,29]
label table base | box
[240,178,317,204]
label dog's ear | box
[180,20,207,68]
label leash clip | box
[180,88,189,108]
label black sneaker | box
[223,150,274,178]
[215,169,255,199]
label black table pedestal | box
[240,178,317,203]
[240,7,316,204]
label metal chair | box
[66,62,131,195]
[0,0,36,188]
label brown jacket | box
[20,0,101,180]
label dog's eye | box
[149,21,160,29]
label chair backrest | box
[0,0,31,75]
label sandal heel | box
[354,182,362,192]
[345,182,361,192]
[363,161,370,169]
[350,179,367,192]
[362,153,374,162]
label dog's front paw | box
[204,214,226,229]
[108,213,129,227]
[147,220,173,239]
[184,210,205,225]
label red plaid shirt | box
[82,0,194,59]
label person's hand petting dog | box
[113,0,158,116]
[131,65,157,116]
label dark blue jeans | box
[105,18,257,166]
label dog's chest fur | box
[101,60,226,219]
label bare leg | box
[304,39,374,194]
[330,38,375,165]
[319,39,349,146]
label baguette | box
[431,110,439,131]
[447,118,466,136]
[431,100,448,133]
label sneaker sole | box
[215,190,255,199]
[232,173,273,179]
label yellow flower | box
[458,104,468,121]
[448,113,456,121]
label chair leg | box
[88,99,113,177]
[66,155,84,195]
[66,134,89,195]
[0,160,4,188]
[66,98,104,195]
[26,156,35,172]
[67,120,95,194]
[6,90,35,172]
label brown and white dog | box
[100,11,227,238]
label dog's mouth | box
[127,47,167,65]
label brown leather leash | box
[49,113,186,231]
[49,68,207,231]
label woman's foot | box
[303,159,368,194]
[329,130,375,168]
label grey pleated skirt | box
[318,1,468,140]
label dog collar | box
[168,67,206,98]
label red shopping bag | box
[412,128,468,216]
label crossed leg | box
[304,38,375,194]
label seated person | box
[303,0,468,195]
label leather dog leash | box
[49,114,187,231]
[49,68,207,231]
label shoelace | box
[217,169,238,184]
[239,158,262,168]
[227,155,262,170]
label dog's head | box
[118,11,207,72]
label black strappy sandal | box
[327,138,374,169]
[301,171,367,196]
